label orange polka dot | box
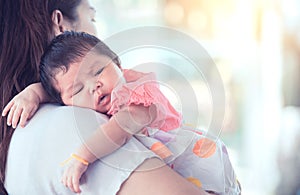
[186,177,202,187]
[151,142,173,159]
[193,138,216,158]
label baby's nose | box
[89,80,102,94]
[95,85,103,96]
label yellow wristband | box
[71,153,89,166]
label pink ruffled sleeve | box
[108,69,182,131]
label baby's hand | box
[61,157,88,193]
[2,87,40,128]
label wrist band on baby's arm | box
[60,153,89,166]
[71,153,89,165]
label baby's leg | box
[117,157,208,195]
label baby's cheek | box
[62,98,72,106]
[73,96,91,108]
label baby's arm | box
[61,104,156,193]
[2,82,51,128]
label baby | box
[3,31,241,194]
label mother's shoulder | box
[6,104,109,194]
[33,104,108,128]
[13,104,108,142]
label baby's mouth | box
[98,94,111,106]
[98,95,106,104]
[100,95,105,102]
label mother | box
[0,0,207,194]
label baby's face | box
[54,52,125,113]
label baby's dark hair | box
[39,31,121,104]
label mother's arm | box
[5,104,207,195]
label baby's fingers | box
[6,104,16,126]
[67,175,76,193]
[61,173,68,187]
[61,170,73,191]
[72,171,82,193]
[62,169,78,193]
[19,110,30,128]
[11,106,23,129]
[2,100,14,117]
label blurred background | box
[92,0,300,194]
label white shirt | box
[5,104,155,195]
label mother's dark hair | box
[0,0,81,194]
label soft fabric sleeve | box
[108,70,182,131]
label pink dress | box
[108,69,182,131]
[108,70,241,195]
